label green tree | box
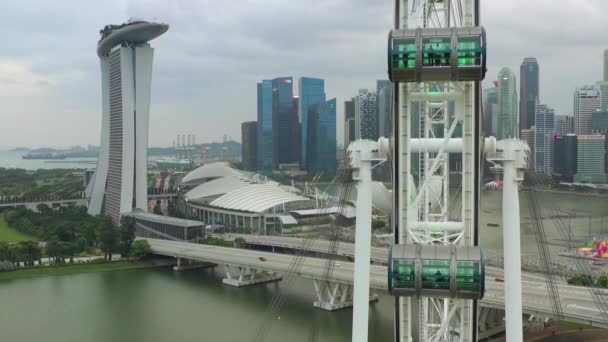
[76,237,88,254]
[596,275,608,288]
[153,200,163,215]
[8,243,24,267]
[119,216,136,259]
[98,218,118,261]
[36,203,52,214]
[81,222,97,247]
[19,241,41,266]
[130,240,151,258]
[567,273,594,286]
[46,239,60,263]
[0,242,9,261]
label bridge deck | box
[145,238,608,327]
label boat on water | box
[22,153,67,160]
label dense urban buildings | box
[497,67,518,139]
[307,99,337,176]
[88,20,168,224]
[298,77,326,169]
[257,80,273,175]
[592,110,608,134]
[534,103,555,175]
[272,77,298,167]
[575,135,607,183]
[241,122,257,171]
[520,128,535,167]
[600,49,608,110]
[344,98,356,147]
[605,49,608,83]
[555,115,574,136]
[355,89,378,140]
[553,134,577,182]
[377,80,392,138]
[519,57,539,132]
[573,85,601,135]
[483,83,498,137]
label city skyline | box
[2,0,608,148]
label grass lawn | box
[0,214,37,243]
[0,260,161,281]
[560,320,593,330]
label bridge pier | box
[312,280,378,311]
[222,265,282,287]
[173,257,216,271]
[478,307,505,339]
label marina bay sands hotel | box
[87,20,168,224]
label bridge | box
[0,193,178,211]
[146,193,177,201]
[0,198,87,210]
[144,238,608,333]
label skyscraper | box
[272,77,297,167]
[553,134,577,182]
[574,86,601,135]
[307,98,337,176]
[377,80,393,138]
[599,49,608,111]
[355,89,378,140]
[604,49,608,82]
[592,110,608,134]
[519,57,539,131]
[88,20,168,224]
[534,103,555,175]
[482,84,498,137]
[555,115,574,136]
[298,77,326,169]
[344,98,356,147]
[257,80,273,175]
[575,135,607,184]
[497,67,518,139]
[520,128,535,167]
[241,121,257,171]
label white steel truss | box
[394,1,478,341]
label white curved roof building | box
[184,162,308,214]
[209,184,309,213]
[184,175,255,202]
[182,162,253,184]
[183,162,318,235]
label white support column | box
[348,140,387,342]
[488,139,528,342]
[352,156,372,342]
[503,159,523,342]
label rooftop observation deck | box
[97,20,168,57]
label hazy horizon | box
[2,0,606,148]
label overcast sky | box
[1,0,606,148]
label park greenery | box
[194,236,246,248]
[0,206,151,273]
[0,259,156,281]
[567,273,608,288]
[0,168,85,202]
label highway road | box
[145,238,608,327]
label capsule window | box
[421,260,450,290]
[422,37,451,67]
[393,39,416,70]
[392,259,415,288]
[455,261,480,292]
[457,36,482,66]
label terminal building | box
[181,162,354,235]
